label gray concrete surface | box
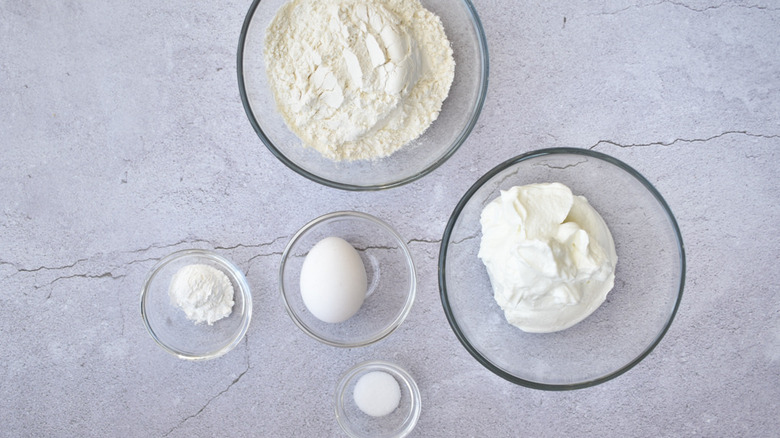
[1,0,778,436]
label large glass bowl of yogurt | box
[238,0,488,190]
[439,148,685,389]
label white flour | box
[168,264,234,325]
[264,0,455,161]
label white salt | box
[353,371,401,417]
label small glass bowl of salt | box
[140,249,252,360]
[335,360,421,438]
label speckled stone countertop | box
[1,0,778,436]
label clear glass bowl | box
[279,211,416,347]
[140,249,252,360]
[439,148,685,389]
[335,360,421,438]
[237,0,489,190]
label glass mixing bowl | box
[335,360,421,438]
[439,148,685,389]
[280,211,416,347]
[140,249,252,360]
[237,0,489,190]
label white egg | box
[300,236,367,323]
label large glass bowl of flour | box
[238,0,488,190]
[439,148,686,389]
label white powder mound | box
[168,264,235,325]
[353,371,401,417]
[264,0,455,161]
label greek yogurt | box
[478,183,618,333]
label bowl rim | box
[334,359,422,438]
[438,147,686,390]
[279,211,417,347]
[236,0,490,191]
[139,248,253,360]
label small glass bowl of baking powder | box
[140,249,252,360]
[335,360,421,438]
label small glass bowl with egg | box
[335,360,421,438]
[279,211,416,347]
[140,249,253,360]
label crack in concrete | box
[536,159,589,170]
[407,238,442,245]
[16,257,90,274]
[122,237,291,267]
[13,239,201,277]
[247,250,285,263]
[494,166,522,192]
[0,260,17,280]
[162,338,251,437]
[125,256,164,267]
[55,271,124,284]
[284,243,407,258]
[452,233,480,245]
[589,130,780,150]
[224,235,292,265]
[353,244,400,252]
[280,239,434,265]
[243,237,289,266]
[124,239,209,256]
[586,4,639,16]
[215,235,289,252]
[586,1,779,16]
[161,368,250,437]
[10,236,290,280]
[40,271,127,298]
[661,1,780,13]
